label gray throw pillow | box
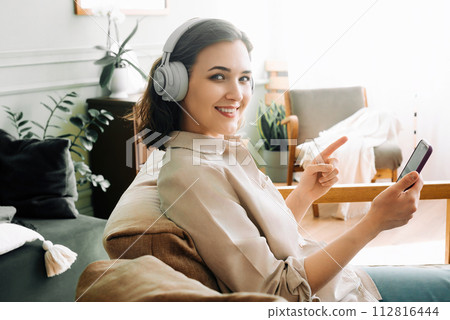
[0,129,78,219]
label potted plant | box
[256,100,289,182]
[94,17,148,98]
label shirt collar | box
[165,131,241,155]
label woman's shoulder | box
[159,146,225,181]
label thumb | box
[395,171,419,191]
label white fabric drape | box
[295,108,402,219]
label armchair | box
[283,87,403,186]
[264,61,403,187]
[264,60,403,217]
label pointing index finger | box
[320,136,348,160]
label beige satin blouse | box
[158,131,381,302]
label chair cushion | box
[103,150,220,291]
[76,255,285,302]
[374,140,403,170]
[289,86,365,144]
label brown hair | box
[128,19,253,150]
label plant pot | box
[109,67,129,99]
[262,149,289,183]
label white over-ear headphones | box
[153,18,205,102]
[153,18,254,102]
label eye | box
[210,74,225,80]
[240,75,251,83]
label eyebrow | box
[207,66,252,74]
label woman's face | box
[180,40,252,138]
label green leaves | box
[90,175,111,192]
[79,137,93,151]
[67,107,114,191]
[94,55,117,66]
[73,162,110,191]
[68,109,114,155]
[256,100,288,151]
[40,91,79,139]
[74,161,91,176]
[99,63,115,88]
[118,20,139,56]
[85,127,98,143]
[1,106,36,139]
[70,116,84,129]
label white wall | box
[269,0,450,180]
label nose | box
[225,80,244,101]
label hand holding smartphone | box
[397,139,432,190]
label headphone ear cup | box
[153,62,188,102]
[168,61,189,101]
[153,65,169,97]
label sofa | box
[0,215,108,302]
[76,151,450,302]
[0,129,108,301]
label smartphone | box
[397,139,432,188]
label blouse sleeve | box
[158,159,313,302]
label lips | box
[215,106,239,118]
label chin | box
[222,127,239,136]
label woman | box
[132,18,448,302]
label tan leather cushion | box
[76,256,285,302]
[103,151,219,291]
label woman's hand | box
[304,170,423,294]
[361,171,423,235]
[296,136,348,203]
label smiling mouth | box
[215,107,239,118]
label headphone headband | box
[154,18,207,101]
[161,18,206,65]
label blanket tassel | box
[42,240,77,277]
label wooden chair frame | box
[277,181,450,264]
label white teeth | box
[216,107,236,113]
